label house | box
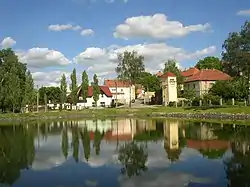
[104,79,135,104]
[181,67,200,79]
[184,69,231,97]
[76,85,113,108]
[159,72,178,106]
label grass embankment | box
[0,106,250,120]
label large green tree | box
[70,68,78,105]
[92,74,100,106]
[116,51,145,107]
[0,48,31,112]
[38,86,61,104]
[196,56,222,70]
[81,71,89,103]
[163,59,183,84]
[23,70,35,108]
[222,21,250,77]
[60,74,67,106]
[136,72,161,92]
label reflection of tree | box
[118,141,148,177]
[61,125,69,159]
[164,146,181,162]
[80,127,90,161]
[71,125,79,162]
[224,143,250,187]
[0,126,35,185]
[199,149,226,159]
[93,122,102,155]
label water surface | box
[0,119,249,187]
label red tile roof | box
[104,79,131,87]
[155,71,163,77]
[185,69,231,83]
[187,140,230,150]
[181,67,200,77]
[77,85,112,97]
[160,72,176,79]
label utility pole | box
[36,85,39,112]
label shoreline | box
[0,107,250,123]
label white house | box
[75,85,113,108]
[104,79,135,104]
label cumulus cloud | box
[17,48,71,68]
[0,37,16,48]
[32,71,71,87]
[74,43,216,74]
[48,24,82,31]
[81,29,94,36]
[237,9,250,16]
[114,14,211,39]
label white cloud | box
[32,71,71,87]
[81,29,94,36]
[48,24,82,31]
[0,37,16,48]
[17,48,71,68]
[237,9,250,16]
[74,43,216,74]
[114,14,211,39]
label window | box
[121,89,123,92]
[92,102,96,107]
[101,94,104,98]
[100,102,105,107]
[169,79,175,85]
[79,96,83,100]
[112,88,116,92]
[193,84,195,89]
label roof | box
[160,72,176,79]
[77,85,112,97]
[155,71,163,77]
[185,69,231,83]
[181,67,200,77]
[104,79,131,87]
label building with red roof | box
[184,69,231,97]
[104,79,135,104]
[72,85,113,108]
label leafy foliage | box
[118,141,148,177]
[0,48,35,112]
[196,56,222,70]
[38,86,62,104]
[92,74,100,105]
[222,21,250,77]
[60,74,67,105]
[163,59,183,84]
[116,51,145,84]
[136,72,161,92]
[70,68,78,105]
[81,71,89,103]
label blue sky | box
[0,0,249,86]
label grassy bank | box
[0,106,250,120]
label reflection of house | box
[104,79,135,104]
[186,140,230,150]
[159,72,177,106]
[76,86,113,108]
[183,69,231,97]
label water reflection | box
[0,119,249,186]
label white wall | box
[109,86,135,104]
[167,77,177,103]
[76,94,112,108]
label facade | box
[184,69,231,97]
[159,72,178,106]
[104,79,135,104]
[76,85,113,108]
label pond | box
[0,119,249,187]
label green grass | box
[0,106,250,121]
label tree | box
[0,48,28,112]
[61,126,69,159]
[23,70,35,109]
[116,51,145,107]
[60,74,67,108]
[81,71,89,104]
[71,126,79,162]
[70,68,78,106]
[196,56,222,70]
[222,21,250,77]
[92,74,100,107]
[81,127,91,161]
[136,72,161,92]
[38,87,61,105]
